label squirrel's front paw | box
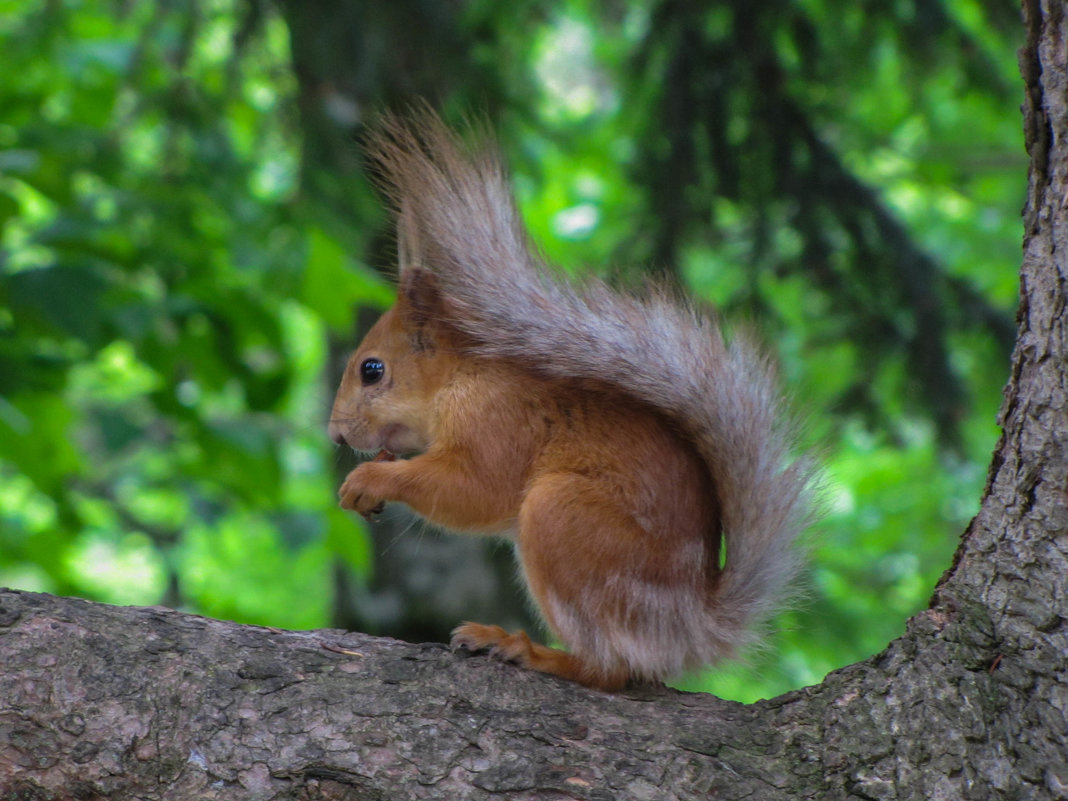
[338,464,386,520]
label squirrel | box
[328,112,814,692]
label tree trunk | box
[2,4,1066,800]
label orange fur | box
[328,112,812,692]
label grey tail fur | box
[367,111,816,659]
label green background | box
[0,0,1023,701]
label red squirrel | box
[328,113,813,692]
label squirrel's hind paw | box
[450,622,511,654]
[449,622,629,692]
[450,622,557,670]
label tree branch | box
[1,588,792,800]
[2,569,1062,801]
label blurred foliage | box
[0,0,1023,702]
[0,0,386,628]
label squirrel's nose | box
[328,423,347,446]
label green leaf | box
[302,227,392,332]
[325,506,372,577]
[6,264,110,345]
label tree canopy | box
[0,0,1024,701]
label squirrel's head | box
[329,267,458,457]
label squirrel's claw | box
[360,501,386,521]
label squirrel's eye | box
[359,357,385,385]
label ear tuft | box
[396,202,421,275]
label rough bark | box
[0,589,796,800]
[2,3,1067,800]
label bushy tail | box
[368,112,815,654]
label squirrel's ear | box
[396,266,444,333]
